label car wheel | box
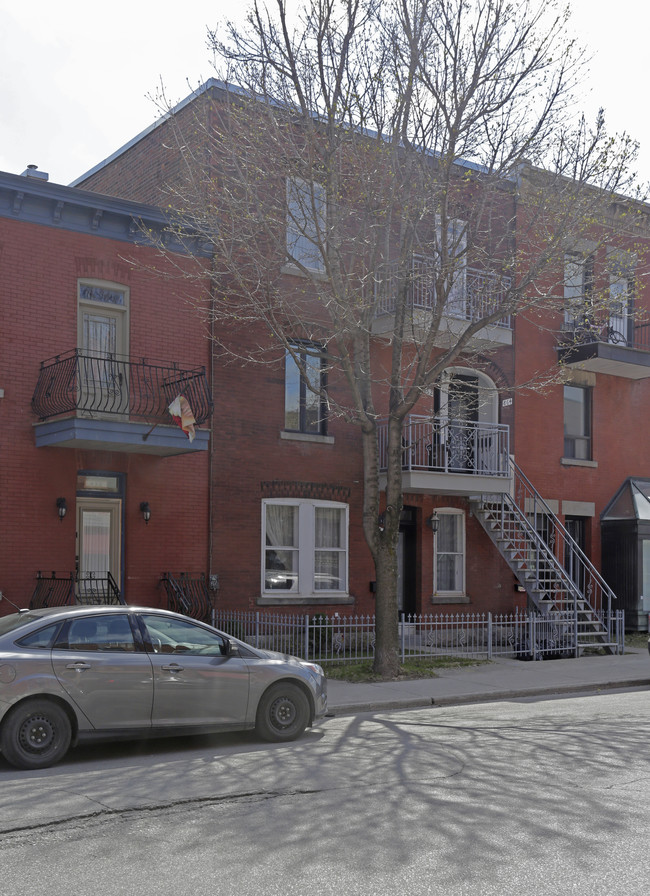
[255,682,310,742]
[0,699,72,770]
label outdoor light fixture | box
[140,502,151,525]
[56,497,67,522]
[426,510,439,534]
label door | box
[77,498,122,600]
[608,276,631,345]
[447,375,479,471]
[78,281,129,416]
[139,613,251,727]
[397,510,417,617]
[565,516,587,594]
[51,613,153,729]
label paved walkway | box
[326,647,650,714]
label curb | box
[328,678,650,716]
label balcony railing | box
[32,349,213,423]
[30,571,125,608]
[375,258,512,329]
[378,415,510,477]
[561,319,650,352]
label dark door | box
[397,508,417,617]
[448,375,479,471]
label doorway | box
[397,507,417,617]
[76,497,122,598]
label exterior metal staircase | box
[471,460,619,654]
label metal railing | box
[32,349,213,423]
[377,415,510,477]
[375,258,512,329]
[212,609,625,663]
[561,319,650,353]
[30,571,124,609]
[506,458,617,621]
[161,572,213,622]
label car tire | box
[255,682,310,743]
[0,699,72,770]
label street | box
[2,690,650,895]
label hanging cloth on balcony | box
[168,395,196,442]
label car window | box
[56,615,137,652]
[16,623,61,649]
[0,611,52,637]
[140,614,226,656]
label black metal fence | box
[30,571,124,609]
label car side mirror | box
[224,638,239,657]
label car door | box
[51,613,154,729]
[138,613,251,728]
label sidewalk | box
[326,647,650,715]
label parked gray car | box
[0,605,327,770]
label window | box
[563,252,593,329]
[608,272,634,345]
[263,500,348,596]
[564,385,591,460]
[57,615,136,652]
[285,343,327,435]
[434,510,465,595]
[286,178,326,271]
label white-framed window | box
[286,177,326,271]
[434,509,465,596]
[263,499,348,596]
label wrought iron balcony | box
[32,350,213,455]
[377,415,511,495]
[557,320,650,379]
[374,259,513,333]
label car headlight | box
[301,662,324,679]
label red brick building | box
[5,80,650,635]
[0,167,213,614]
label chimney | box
[21,164,49,182]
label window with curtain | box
[434,510,465,595]
[263,500,347,596]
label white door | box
[77,498,122,599]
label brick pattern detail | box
[261,481,351,501]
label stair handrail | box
[509,458,616,619]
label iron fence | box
[212,609,625,663]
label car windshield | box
[0,611,49,637]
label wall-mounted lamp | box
[425,510,439,534]
[140,502,151,525]
[56,497,67,522]
[378,512,386,531]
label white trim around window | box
[433,508,465,597]
[262,499,348,598]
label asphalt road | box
[2,690,650,895]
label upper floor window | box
[286,178,326,272]
[263,499,348,597]
[285,342,327,435]
[564,385,591,460]
[563,252,594,329]
[608,270,634,345]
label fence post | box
[304,614,310,661]
[487,612,492,660]
[400,613,405,663]
[530,612,535,660]
[255,611,260,649]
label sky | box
[1,0,647,189]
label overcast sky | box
[1,0,646,189]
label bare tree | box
[157,0,643,677]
